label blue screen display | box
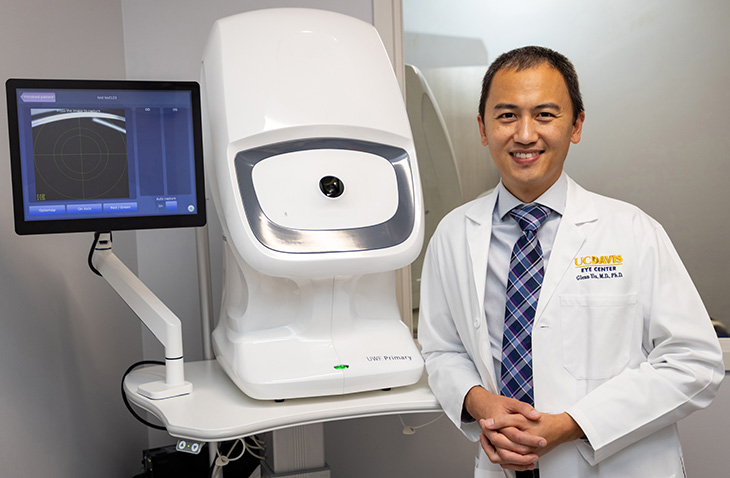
[6,79,206,234]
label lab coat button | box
[473,318,480,328]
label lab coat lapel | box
[465,191,499,390]
[535,178,596,322]
[465,192,497,325]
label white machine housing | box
[201,9,425,400]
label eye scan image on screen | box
[31,108,130,202]
[6,79,206,235]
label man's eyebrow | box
[493,103,518,110]
[492,102,562,110]
[534,102,561,110]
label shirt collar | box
[495,172,568,221]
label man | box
[418,46,724,478]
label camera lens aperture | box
[319,176,344,198]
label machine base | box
[213,319,423,401]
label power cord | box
[244,435,265,459]
[88,231,110,276]
[209,436,265,478]
[121,360,167,431]
[398,413,444,435]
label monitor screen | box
[6,78,206,235]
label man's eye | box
[537,112,556,119]
[498,112,516,119]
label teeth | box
[513,152,538,159]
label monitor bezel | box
[6,78,206,235]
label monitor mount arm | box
[90,232,192,400]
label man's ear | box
[571,111,585,144]
[477,115,488,146]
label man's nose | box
[514,118,538,144]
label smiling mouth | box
[511,151,543,160]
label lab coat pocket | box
[560,294,638,380]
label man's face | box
[478,63,585,203]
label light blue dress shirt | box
[484,172,568,379]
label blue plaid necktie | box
[500,204,551,406]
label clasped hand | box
[465,386,583,471]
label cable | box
[243,436,265,460]
[121,360,167,431]
[209,439,243,478]
[226,439,247,462]
[398,413,444,435]
[88,231,107,276]
[209,436,265,478]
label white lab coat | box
[418,177,724,478]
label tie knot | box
[509,204,551,232]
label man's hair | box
[478,46,584,124]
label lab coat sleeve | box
[566,221,724,464]
[418,231,484,442]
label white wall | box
[403,0,730,330]
[0,1,149,476]
[323,412,475,477]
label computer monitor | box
[6,78,206,235]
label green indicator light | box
[334,364,349,370]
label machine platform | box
[124,360,441,442]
